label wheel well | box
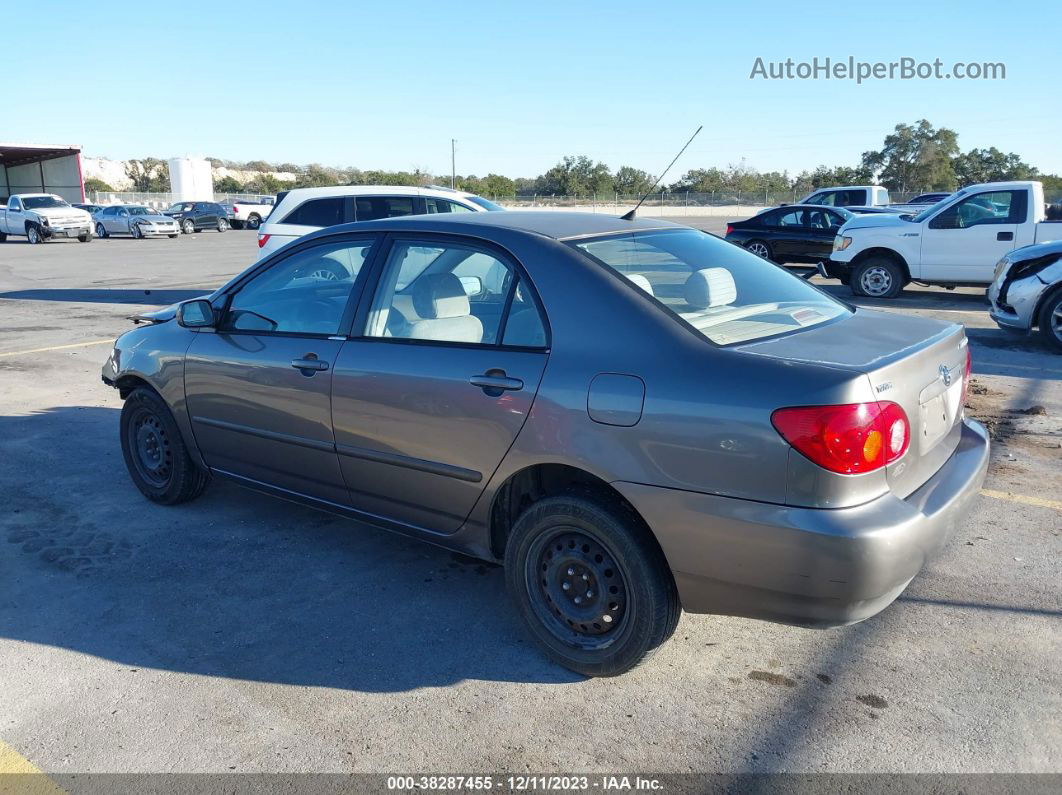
[115,374,152,400]
[488,464,652,560]
[851,248,911,282]
[1032,281,1062,329]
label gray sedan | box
[101,212,989,676]
[94,205,180,239]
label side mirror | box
[177,299,215,328]
[459,275,484,296]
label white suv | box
[255,185,504,259]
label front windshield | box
[572,229,849,346]
[909,192,963,223]
[128,206,151,216]
[23,196,69,210]
[166,203,192,212]
[466,195,505,212]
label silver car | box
[101,212,989,676]
[94,205,180,239]
[988,239,1062,352]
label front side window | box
[425,198,475,214]
[363,240,545,347]
[573,229,849,346]
[355,196,416,221]
[929,190,1025,229]
[281,197,345,227]
[220,239,373,335]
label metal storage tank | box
[168,157,213,201]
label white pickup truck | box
[0,193,93,244]
[229,197,273,230]
[824,180,1062,298]
[796,185,891,208]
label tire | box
[182,219,194,234]
[216,218,228,232]
[78,232,91,242]
[26,224,44,244]
[851,256,905,299]
[0,231,7,242]
[230,219,244,230]
[120,387,209,505]
[96,222,108,239]
[247,214,261,230]
[131,223,143,239]
[745,239,773,261]
[504,495,680,677]
[1037,287,1062,353]
[168,234,178,239]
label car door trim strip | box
[335,443,482,483]
[192,416,336,453]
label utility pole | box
[451,139,456,189]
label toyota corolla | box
[102,212,989,676]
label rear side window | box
[875,188,889,205]
[425,198,474,214]
[355,196,416,221]
[764,209,805,227]
[282,197,345,227]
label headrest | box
[684,268,737,310]
[626,273,655,296]
[412,273,470,319]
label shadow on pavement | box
[0,289,212,305]
[0,406,580,692]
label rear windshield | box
[466,195,505,211]
[572,228,849,345]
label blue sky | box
[11,1,1060,177]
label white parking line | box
[0,339,113,358]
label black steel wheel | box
[505,495,679,676]
[120,387,209,504]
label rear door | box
[765,208,810,261]
[919,189,1025,281]
[330,234,549,532]
[184,235,378,504]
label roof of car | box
[276,185,481,202]
[308,211,683,242]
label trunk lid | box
[737,308,967,498]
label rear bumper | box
[615,418,990,628]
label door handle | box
[997,231,1014,241]
[291,356,329,372]
[470,372,523,392]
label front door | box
[331,235,550,533]
[184,236,377,504]
[919,189,1026,282]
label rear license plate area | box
[919,380,962,453]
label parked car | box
[163,201,229,234]
[227,197,274,230]
[94,205,180,239]
[0,194,93,243]
[102,211,989,676]
[726,205,854,264]
[825,181,1062,298]
[795,185,892,208]
[988,239,1062,351]
[888,192,954,213]
[74,202,104,215]
[256,185,503,259]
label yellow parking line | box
[981,489,1062,512]
[0,339,112,358]
[0,740,63,792]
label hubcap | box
[183,220,193,233]
[860,266,893,296]
[749,242,769,258]
[29,228,38,243]
[96,223,105,237]
[128,408,172,488]
[309,268,339,281]
[1051,303,1062,342]
[527,529,628,647]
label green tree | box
[861,120,959,192]
[243,160,274,172]
[538,155,613,196]
[669,168,726,192]
[83,177,114,193]
[792,164,874,195]
[612,166,655,195]
[243,173,293,194]
[952,147,1038,186]
[213,175,244,193]
[124,158,170,192]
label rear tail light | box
[257,234,270,249]
[725,224,733,236]
[771,401,910,475]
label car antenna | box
[620,125,703,221]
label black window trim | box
[352,195,425,223]
[348,231,551,352]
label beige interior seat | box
[405,273,483,343]
[626,273,656,296]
